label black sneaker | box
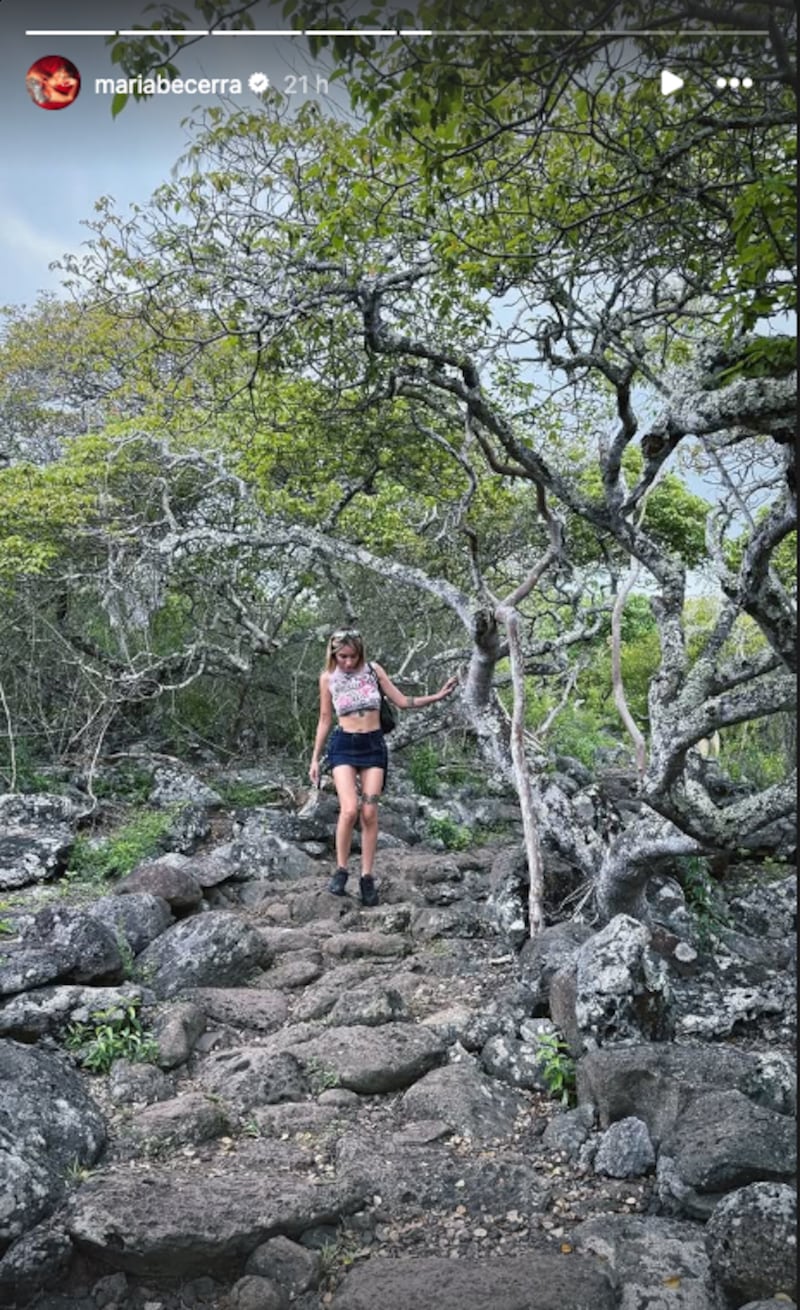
[328,867,349,895]
[359,876,379,907]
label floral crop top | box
[328,664,382,717]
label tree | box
[47,36,795,924]
[5,1,791,926]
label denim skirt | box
[327,728,388,785]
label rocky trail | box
[0,777,796,1310]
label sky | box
[0,0,346,308]
[0,1,781,313]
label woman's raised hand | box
[438,675,459,700]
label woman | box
[309,629,458,906]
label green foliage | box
[0,739,65,794]
[66,809,175,884]
[64,1159,93,1184]
[407,743,441,797]
[426,815,473,850]
[319,1231,361,1283]
[575,453,711,569]
[305,1057,341,1092]
[719,161,797,341]
[528,694,616,770]
[217,780,274,807]
[724,512,797,590]
[0,461,100,581]
[678,856,731,949]
[65,999,159,1074]
[721,719,792,790]
[91,765,154,804]
[640,476,710,569]
[535,1030,577,1107]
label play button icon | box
[661,69,684,96]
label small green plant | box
[0,902,14,936]
[64,1158,93,1185]
[319,1230,361,1284]
[65,999,159,1074]
[306,1057,341,1092]
[536,1030,577,1107]
[408,743,441,797]
[66,808,176,884]
[91,765,154,804]
[218,780,275,807]
[426,815,473,850]
[679,856,731,949]
[241,1117,262,1138]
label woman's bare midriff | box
[338,710,381,733]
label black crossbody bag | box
[369,663,397,734]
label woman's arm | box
[309,673,334,784]
[373,663,458,710]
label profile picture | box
[26,55,81,110]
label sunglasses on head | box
[331,628,360,641]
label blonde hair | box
[324,628,365,672]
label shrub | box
[536,1030,577,1106]
[426,815,473,850]
[67,808,175,884]
[65,999,159,1074]
[678,856,730,948]
[408,743,441,797]
[91,764,153,803]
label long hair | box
[324,628,365,672]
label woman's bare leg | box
[331,765,359,869]
[359,765,385,877]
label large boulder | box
[550,914,672,1055]
[116,852,203,911]
[224,814,322,881]
[134,911,270,997]
[148,763,223,809]
[86,891,174,955]
[486,846,529,947]
[401,1058,526,1141]
[198,1046,311,1110]
[66,1165,366,1276]
[0,793,85,891]
[15,904,123,986]
[0,1042,106,1251]
[0,1219,73,1307]
[574,1213,727,1310]
[328,1251,616,1310]
[576,1043,795,1145]
[656,1089,796,1219]
[517,921,594,1009]
[705,1182,797,1305]
[284,1022,448,1095]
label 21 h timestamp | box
[285,73,330,95]
[248,72,330,96]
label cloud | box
[0,209,78,302]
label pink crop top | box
[328,664,382,717]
